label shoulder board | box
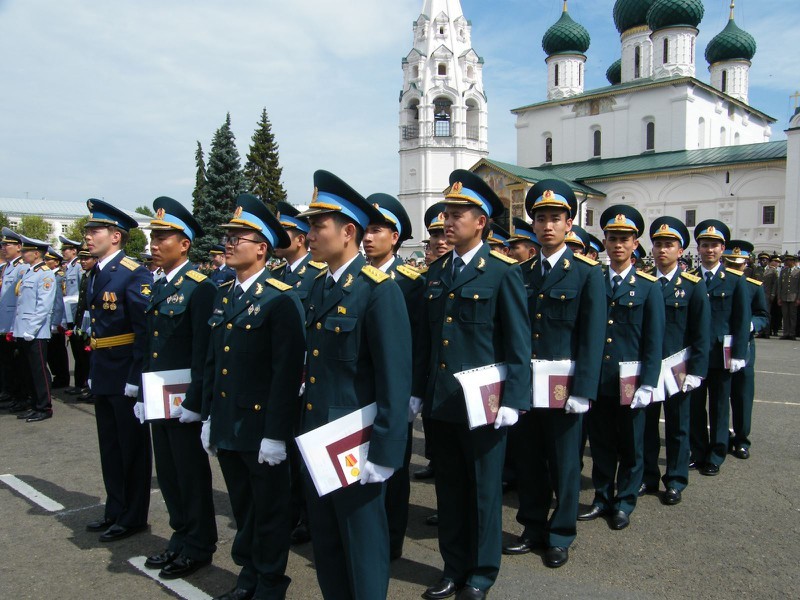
[308,261,327,270]
[396,264,421,280]
[362,265,389,283]
[57,269,65,276]
[120,257,140,271]
[269,261,287,272]
[315,268,328,279]
[266,278,292,292]
[726,268,743,277]
[417,265,429,274]
[687,268,700,276]
[490,250,517,264]
[681,272,700,283]
[574,253,599,266]
[185,270,207,283]
[746,277,763,286]
[219,279,235,289]
[40,265,51,271]
[636,270,657,282]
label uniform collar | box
[97,249,122,271]
[453,241,484,269]
[540,245,568,274]
[164,260,189,283]
[328,254,359,283]
[656,265,679,281]
[610,263,633,282]
[236,266,266,293]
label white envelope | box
[142,369,191,420]
[453,363,507,430]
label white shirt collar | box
[97,250,122,271]
[164,260,189,283]
[289,254,308,273]
[375,256,396,273]
[701,263,721,277]
[540,245,568,274]
[610,263,633,282]
[236,267,266,292]
[656,265,679,281]
[453,242,484,269]
[328,254,359,283]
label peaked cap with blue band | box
[19,234,49,252]
[221,193,290,250]
[58,235,82,250]
[587,232,604,255]
[45,246,63,262]
[649,216,690,250]
[209,244,225,255]
[600,204,644,238]
[694,219,729,244]
[85,199,140,232]
[367,193,413,242]
[424,202,446,233]
[276,201,310,235]
[1,227,22,244]
[509,217,539,246]
[444,169,504,219]
[723,239,754,263]
[298,170,382,231]
[146,196,204,242]
[487,223,510,247]
[525,178,577,219]
[567,225,591,250]
[633,244,648,261]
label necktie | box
[542,260,551,279]
[323,276,335,298]
[285,265,292,276]
[452,257,465,282]
[705,271,713,285]
[612,274,622,291]
[234,284,244,300]
[660,276,669,288]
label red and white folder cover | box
[453,363,507,430]
[295,403,377,497]
[619,361,665,406]
[723,335,733,370]
[531,360,575,409]
[141,369,191,420]
[662,347,690,397]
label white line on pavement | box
[755,370,800,376]
[0,474,65,512]
[754,399,800,406]
[128,556,212,600]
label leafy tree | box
[0,212,9,230]
[193,113,245,261]
[65,216,90,244]
[192,141,207,215]
[125,228,148,257]
[135,205,154,217]
[18,215,53,242]
[244,107,287,210]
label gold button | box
[310,376,316,384]
[443,340,449,346]
[335,326,341,333]
[221,391,226,398]
[560,295,566,300]
[604,355,611,360]
[316,322,322,330]
[721,292,726,297]
[534,333,540,339]
[312,349,319,357]
[608,320,613,325]
[224,346,230,352]
[538,294,544,299]
[473,294,479,300]
[91,304,95,309]
[246,324,251,329]
[532,353,537,359]
[536,313,542,319]
[675,302,679,307]
[448,293,455,299]
[610,302,616,307]
[222,369,228,375]
[153,331,158,336]
[91,318,96,323]
[254,404,261,411]
[227,323,232,330]
[169,310,174,315]
[440,363,446,370]
[306,403,313,411]
[607,338,612,343]
[446,316,453,323]
[628,302,633,306]
[152,352,158,358]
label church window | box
[433,97,452,137]
[466,99,480,140]
[763,206,776,225]
[646,121,655,151]
[634,46,641,79]
[663,39,669,64]
[734,132,741,145]
[467,65,474,79]
[439,26,445,35]
[578,64,582,86]
[402,100,420,140]
[728,104,735,119]
[593,130,602,157]
[586,209,594,227]
[721,70,728,93]
[438,63,447,76]
[720,127,727,146]
[61,224,69,234]
[698,118,706,148]
[685,210,696,227]
[554,64,559,86]
[545,137,553,163]
[412,65,419,79]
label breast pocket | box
[323,316,358,361]
[616,295,646,324]
[546,288,578,321]
[426,287,444,323]
[709,289,730,311]
[665,298,689,325]
[459,287,494,324]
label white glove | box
[298,382,305,397]
[750,322,754,333]
[132,402,146,424]
[23,333,34,341]
[201,419,216,457]
[124,383,139,398]
[360,460,395,484]
[258,438,287,466]
[87,379,92,389]
[408,396,423,423]
[565,396,590,414]
[730,358,746,373]
[493,406,519,429]
[178,406,202,423]
[630,385,654,409]
[681,374,702,393]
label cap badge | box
[706,226,716,234]
[659,224,670,232]
[451,181,463,194]
[542,190,555,202]
[233,206,243,219]
[615,214,626,224]
[312,187,319,202]
[155,208,166,220]
[733,247,740,255]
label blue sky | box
[0,0,796,212]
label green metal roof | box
[479,159,606,197]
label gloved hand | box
[681,374,702,393]
[87,379,92,389]
[730,358,746,373]
[298,382,305,397]
[51,325,59,334]
[493,406,519,429]
[133,402,146,424]
[630,385,654,409]
[408,396,423,423]
[22,333,34,341]
[124,383,139,398]
[565,396,590,414]
[750,322,754,333]
[258,438,287,466]
[360,460,395,484]
[178,406,202,423]
[201,419,216,457]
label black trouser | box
[643,392,691,491]
[18,339,51,413]
[94,394,152,527]
[69,333,90,388]
[151,420,217,561]
[47,331,69,386]
[0,337,25,400]
[690,368,731,467]
[770,298,782,335]
[386,422,413,555]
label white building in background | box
[398,0,488,247]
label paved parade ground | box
[1,338,798,600]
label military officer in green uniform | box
[201,194,306,600]
[271,201,326,307]
[413,170,531,600]
[297,171,411,600]
[503,180,605,568]
[723,241,769,460]
[506,217,539,264]
[362,191,425,561]
[688,220,750,476]
[641,217,710,506]
[579,206,665,530]
[136,197,218,579]
[487,223,511,256]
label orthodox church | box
[398,0,800,254]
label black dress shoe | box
[290,521,310,545]
[426,513,439,526]
[610,510,630,530]
[390,546,403,561]
[577,505,607,521]
[456,586,486,600]
[76,393,95,404]
[662,488,682,505]
[16,409,36,419]
[64,387,82,395]
[732,445,750,460]
[86,517,115,532]
[544,546,568,568]
[212,588,255,600]
[688,460,698,470]
[99,524,147,542]
[414,464,436,480]
[144,550,178,569]
[502,537,540,555]
[422,578,458,600]
[699,463,720,476]
[638,483,658,496]
[26,411,52,422]
[8,402,30,413]
[159,555,211,579]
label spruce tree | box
[192,141,207,214]
[193,113,245,261]
[244,107,287,210]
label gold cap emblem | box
[733,247,741,255]
[706,226,716,234]
[542,190,555,202]
[615,214,626,223]
[451,181,463,194]
[155,208,166,220]
[659,223,670,232]
[233,206,243,219]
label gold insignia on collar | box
[390,270,396,279]
[675,278,682,286]
[338,306,347,315]
[443,257,449,269]
[344,273,355,288]
[233,205,243,219]
[298,265,307,276]
[222,297,228,304]
[720,271,726,279]
[175,275,183,287]
[477,257,486,269]
[155,208,166,219]
[452,181,463,194]
[629,275,636,284]
[255,282,264,296]
[563,258,570,270]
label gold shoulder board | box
[41,265,51,271]
[636,270,657,282]
[396,264,421,280]
[120,257,139,271]
[308,261,327,270]
[362,265,389,283]
[417,265,429,274]
[726,268,743,277]
[574,253,599,266]
[315,268,328,279]
[681,272,700,283]
[490,250,517,264]
[270,261,287,272]
[219,279,235,289]
[185,270,207,283]
[266,278,292,292]
[746,277,763,286]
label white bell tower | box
[399,0,489,248]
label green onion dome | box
[613,0,656,34]
[542,3,591,56]
[705,11,756,63]
[606,59,622,85]
[646,0,705,32]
